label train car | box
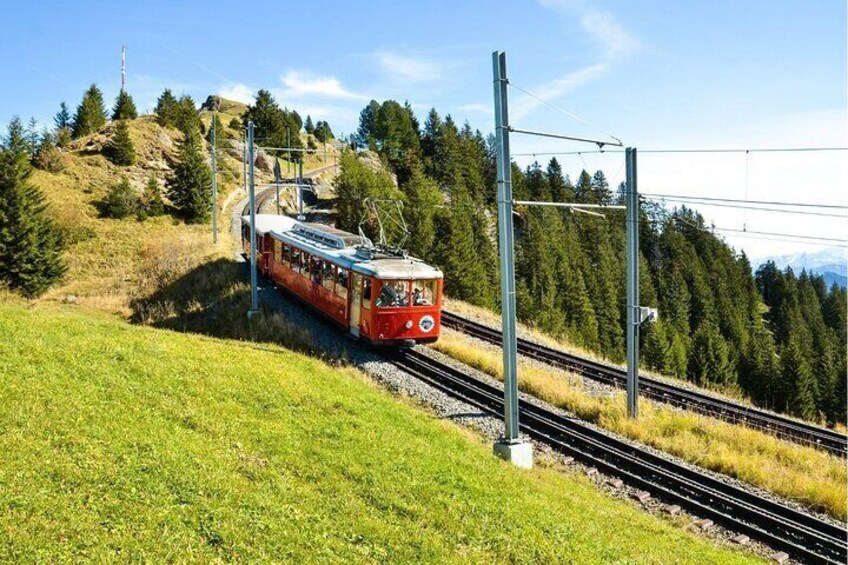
[242,214,443,346]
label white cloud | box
[579,9,639,59]
[510,63,607,122]
[278,71,366,101]
[513,1,638,122]
[218,83,254,105]
[375,51,442,83]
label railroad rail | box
[441,311,848,458]
[393,348,848,564]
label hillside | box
[0,301,761,563]
[32,104,339,315]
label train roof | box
[242,214,442,280]
[242,214,299,235]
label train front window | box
[412,279,437,306]
[282,244,291,266]
[291,250,301,273]
[377,280,410,308]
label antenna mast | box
[121,45,127,92]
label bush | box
[101,176,139,218]
[34,143,67,173]
[139,175,165,219]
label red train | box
[242,214,443,346]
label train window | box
[322,262,335,291]
[336,269,349,299]
[291,249,301,273]
[362,278,372,310]
[412,279,437,306]
[282,244,291,266]
[301,253,311,278]
[377,280,410,308]
[311,257,322,284]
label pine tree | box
[687,322,736,387]
[402,168,441,260]
[103,120,136,166]
[166,131,212,223]
[314,120,334,143]
[781,335,819,420]
[155,89,178,128]
[172,95,201,136]
[101,176,139,219]
[642,320,671,372]
[304,115,314,134]
[54,102,71,131]
[354,100,380,149]
[26,118,39,160]
[112,90,138,120]
[0,117,66,297]
[71,84,107,138]
[140,175,165,218]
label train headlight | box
[405,320,413,330]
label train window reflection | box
[377,280,410,308]
[336,269,349,298]
[363,278,372,310]
[322,262,335,290]
[412,279,436,306]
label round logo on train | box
[419,315,435,333]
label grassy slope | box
[0,302,761,563]
[433,330,848,520]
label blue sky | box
[1,0,845,258]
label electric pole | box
[121,45,127,92]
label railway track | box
[441,311,848,458]
[392,348,848,565]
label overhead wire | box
[640,197,847,218]
[671,216,847,247]
[512,147,848,157]
[506,81,623,146]
[638,193,847,210]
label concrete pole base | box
[493,439,533,470]
[247,309,261,320]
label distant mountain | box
[752,247,847,288]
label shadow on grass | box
[130,257,316,355]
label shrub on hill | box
[103,120,136,166]
[33,132,66,173]
[100,176,139,219]
[138,175,165,219]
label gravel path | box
[227,194,818,564]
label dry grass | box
[443,296,755,405]
[432,329,848,520]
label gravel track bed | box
[229,194,819,563]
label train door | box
[350,273,362,337]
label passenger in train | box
[377,281,409,307]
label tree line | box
[337,99,847,425]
